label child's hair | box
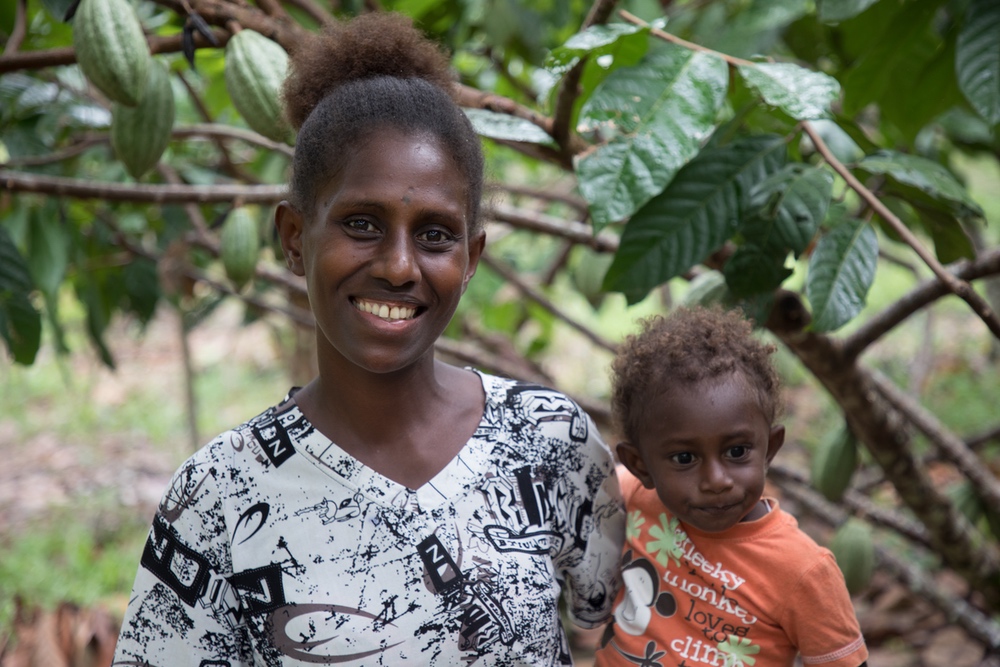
[610,306,782,445]
[281,13,485,232]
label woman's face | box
[277,129,484,376]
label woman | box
[112,12,624,666]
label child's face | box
[617,374,784,533]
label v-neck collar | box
[292,370,502,514]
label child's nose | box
[700,460,734,493]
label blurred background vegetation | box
[2,0,1000,663]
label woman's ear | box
[275,201,305,276]
[463,231,486,292]
[617,441,655,489]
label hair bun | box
[282,12,455,131]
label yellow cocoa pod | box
[224,30,292,144]
[220,207,260,290]
[72,0,151,107]
[111,60,175,179]
[829,518,875,595]
[810,422,858,502]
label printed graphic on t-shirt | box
[113,375,624,666]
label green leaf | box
[123,258,161,325]
[679,270,730,308]
[544,22,650,77]
[841,1,941,116]
[743,164,833,256]
[806,218,878,332]
[956,0,1000,125]
[576,44,728,229]
[857,150,984,222]
[817,0,880,23]
[603,135,787,304]
[463,108,556,146]
[918,207,977,264]
[737,62,841,120]
[0,227,42,365]
[723,243,793,298]
[26,205,70,297]
[40,0,79,21]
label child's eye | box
[670,452,695,466]
[727,445,751,460]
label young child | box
[595,306,868,667]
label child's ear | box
[765,424,786,465]
[616,441,655,489]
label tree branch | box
[480,253,618,354]
[0,169,287,203]
[5,0,28,54]
[772,470,1000,649]
[801,121,1000,342]
[618,10,755,67]
[486,203,618,253]
[842,247,1000,360]
[0,30,229,74]
[868,368,1000,511]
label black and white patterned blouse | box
[113,371,625,666]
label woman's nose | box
[374,232,420,286]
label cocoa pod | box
[72,0,151,107]
[224,29,292,144]
[110,60,175,179]
[829,518,875,595]
[220,207,260,290]
[810,422,858,502]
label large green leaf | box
[817,0,880,23]
[576,44,728,229]
[464,109,556,146]
[742,164,833,256]
[0,226,42,364]
[880,35,962,142]
[841,1,941,116]
[544,22,651,77]
[806,218,878,332]
[723,243,793,298]
[603,135,787,304]
[857,150,984,222]
[737,62,841,120]
[956,0,1000,126]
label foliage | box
[2,0,1000,650]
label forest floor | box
[0,303,997,666]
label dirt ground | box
[1,305,998,666]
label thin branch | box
[552,0,619,152]
[6,0,28,54]
[842,247,1000,360]
[618,10,755,67]
[493,183,589,215]
[801,121,1000,342]
[486,203,618,253]
[281,0,336,27]
[0,29,229,74]
[968,423,1000,450]
[1,137,107,167]
[173,124,295,157]
[480,252,618,354]
[868,368,1000,511]
[0,169,287,203]
[176,72,259,183]
[769,463,932,548]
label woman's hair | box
[281,13,485,233]
[610,306,782,445]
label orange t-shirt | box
[594,469,868,667]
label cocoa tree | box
[2,0,1000,652]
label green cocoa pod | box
[829,518,875,595]
[72,0,151,107]
[224,29,292,144]
[220,207,260,290]
[811,422,858,502]
[111,61,175,179]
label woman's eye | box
[418,228,454,245]
[345,218,376,233]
